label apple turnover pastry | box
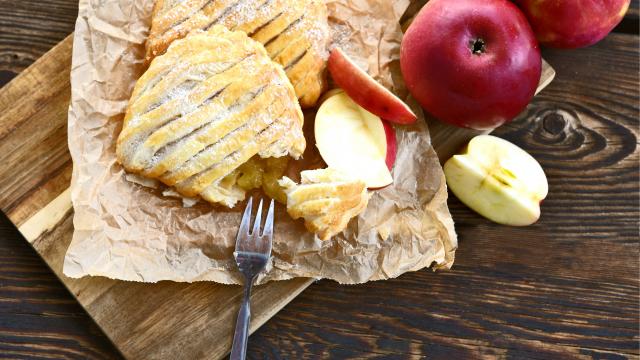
[279,168,370,240]
[116,26,305,207]
[146,0,329,108]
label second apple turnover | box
[146,0,329,108]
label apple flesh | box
[514,0,630,49]
[315,91,395,188]
[317,88,347,107]
[318,89,397,171]
[444,135,548,226]
[328,48,417,125]
[400,0,541,130]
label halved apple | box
[328,48,417,125]
[315,91,395,188]
[444,135,548,226]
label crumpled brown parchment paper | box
[63,0,458,284]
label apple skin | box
[400,0,541,130]
[513,0,630,49]
[328,48,417,125]
[382,120,397,171]
[444,135,548,226]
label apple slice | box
[319,89,398,171]
[315,91,394,188]
[444,135,548,226]
[382,120,397,170]
[328,48,417,125]
[318,88,346,106]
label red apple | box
[513,0,630,49]
[328,48,417,125]
[400,0,541,130]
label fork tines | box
[235,197,274,256]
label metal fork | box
[230,197,274,360]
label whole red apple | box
[514,0,630,48]
[400,0,541,130]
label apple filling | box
[233,156,290,204]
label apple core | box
[470,38,486,55]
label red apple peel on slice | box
[382,120,397,171]
[328,48,417,125]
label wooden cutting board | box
[0,34,554,359]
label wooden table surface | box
[0,1,638,359]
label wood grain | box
[0,0,637,359]
[0,0,77,85]
[618,0,639,34]
[0,36,73,227]
[0,2,118,355]
[0,210,120,359]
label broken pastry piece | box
[146,0,329,108]
[279,168,370,240]
[116,25,305,208]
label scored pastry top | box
[279,168,370,240]
[117,25,305,207]
[146,0,329,108]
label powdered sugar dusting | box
[292,1,330,60]
[221,0,269,27]
[148,0,330,106]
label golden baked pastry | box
[279,168,370,240]
[117,26,305,207]
[146,0,329,108]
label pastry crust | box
[146,0,329,108]
[117,26,305,207]
[279,168,370,240]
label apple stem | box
[470,38,486,55]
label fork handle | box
[230,281,253,360]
